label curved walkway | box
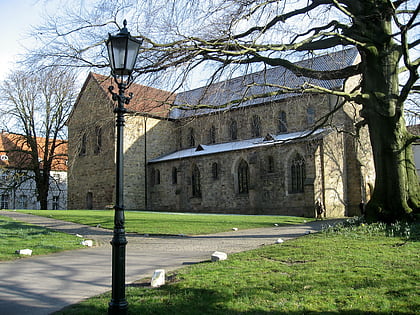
[0,210,342,315]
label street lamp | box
[106,20,142,315]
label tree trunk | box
[365,111,420,222]
[359,45,420,222]
[37,171,50,210]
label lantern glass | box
[106,21,142,78]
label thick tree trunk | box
[351,0,420,222]
[37,172,50,210]
[365,112,420,222]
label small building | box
[0,131,67,210]
[68,49,375,217]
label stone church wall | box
[68,78,116,210]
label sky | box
[0,0,46,81]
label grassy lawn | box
[56,220,420,315]
[17,210,312,235]
[0,215,85,261]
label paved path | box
[0,210,342,315]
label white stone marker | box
[151,269,165,287]
[211,251,228,262]
[16,249,32,255]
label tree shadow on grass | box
[54,284,417,315]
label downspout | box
[320,139,326,217]
[143,116,148,209]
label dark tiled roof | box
[171,49,358,118]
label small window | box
[18,195,28,209]
[79,133,87,156]
[94,126,102,154]
[251,115,262,137]
[172,167,178,184]
[307,107,315,126]
[1,193,9,209]
[290,153,305,193]
[278,111,287,133]
[229,119,238,140]
[191,165,201,197]
[208,125,216,144]
[188,128,195,147]
[52,196,59,210]
[155,169,161,185]
[268,156,275,173]
[238,159,249,194]
[212,162,219,180]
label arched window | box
[208,125,216,144]
[172,167,178,184]
[278,111,287,133]
[229,119,238,140]
[188,128,195,147]
[290,153,305,193]
[251,115,262,137]
[155,169,161,185]
[238,159,249,194]
[307,107,315,126]
[212,162,219,179]
[94,126,102,154]
[191,165,201,197]
[79,133,87,156]
[268,156,275,173]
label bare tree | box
[29,0,419,222]
[0,67,77,209]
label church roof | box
[170,49,358,119]
[91,73,175,118]
[149,128,328,163]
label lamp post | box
[106,20,142,315]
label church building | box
[67,49,375,217]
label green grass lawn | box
[56,220,420,315]
[18,210,312,235]
[0,216,85,261]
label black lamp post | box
[106,20,142,315]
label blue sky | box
[0,0,46,80]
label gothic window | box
[290,153,305,193]
[155,169,161,185]
[86,192,93,210]
[79,133,87,156]
[208,125,216,144]
[238,159,249,194]
[251,115,262,137]
[191,165,201,197]
[172,167,178,184]
[212,162,219,180]
[94,126,102,154]
[307,107,315,126]
[229,119,238,140]
[268,156,275,173]
[188,128,195,147]
[278,111,287,133]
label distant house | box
[0,131,67,210]
[68,49,375,217]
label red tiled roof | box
[91,73,175,118]
[0,132,67,171]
